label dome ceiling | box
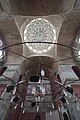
[0,0,79,66]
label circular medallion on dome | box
[24,18,56,53]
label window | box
[76,37,80,59]
[24,18,56,54]
[78,50,80,58]
[0,39,3,59]
[76,37,80,44]
[73,33,80,62]
[0,37,5,62]
[0,50,3,58]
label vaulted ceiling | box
[8,0,75,15]
[0,0,79,71]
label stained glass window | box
[24,18,56,53]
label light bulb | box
[37,106,39,112]
[66,100,69,105]
[41,69,45,76]
[23,109,25,113]
[38,78,41,83]
[14,104,18,109]
[21,102,24,108]
[54,81,63,86]
[50,110,52,115]
[18,81,24,84]
[77,106,80,110]
[52,103,54,108]
[10,96,15,103]
[58,106,60,111]
[13,87,16,95]
[63,90,67,96]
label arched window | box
[0,34,5,64]
[24,18,56,54]
[76,37,80,58]
[72,30,80,63]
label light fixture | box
[13,87,17,95]
[50,110,52,115]
[14,104,18,109]
[54,80,63,86]
[22,109,25,113]
[21,102,24,108]
[1,31,80,114]
[77,105,80,110]
[66,100,69,105]
[41,69,45,77]
[52,103,54,109]
[10,96,15,103]
[17,81,24,84]
[38,78,41,83]
[37,105,39,112]
[63,90,67,96]
[58,106,61,111]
